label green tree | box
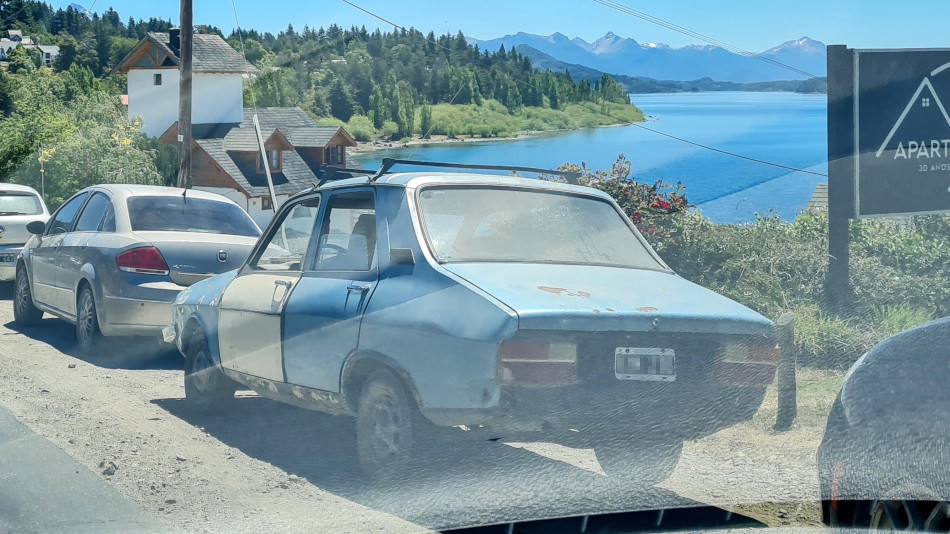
[53,34,78,71]
[0,69,13,117]
[6,46,36,74]
[328,77,356,121]
[419,101,432,138]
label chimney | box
[169,27,181,52]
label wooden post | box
[825,45,855,307]
[176,0,194,189]
[774,312,797,431]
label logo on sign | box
[876,61,950,167]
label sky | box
[54,0,950,52]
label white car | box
[0,184,49,282]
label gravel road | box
[0,285,835,532]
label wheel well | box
[76,278,92,303]
[180,318,203,352]
[342,357,421,414]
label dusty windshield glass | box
[418,186,664,269]
[0,193,42,215]
[127,196,261,236]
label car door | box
[217,195,321,381]
[282,189,380,392]
[31,192,88,311]
[57,191,112,317]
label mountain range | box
[469,32,827,84]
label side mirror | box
[390,248,415,266]
[26,220,46,235]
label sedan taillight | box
[498,340,577,386]
[116,246,170,275]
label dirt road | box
[0,286,839,532]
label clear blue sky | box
[55,0,949,51]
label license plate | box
[615,347,675,381]
[0,253,15,264]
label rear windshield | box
[0,193,43,216]
[127,196,260,237]
[417,186,665,270]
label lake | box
[351,92,828,224]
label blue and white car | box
[167,167,778,479]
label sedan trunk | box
[132,231,258,286]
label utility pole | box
[176,0,194,189]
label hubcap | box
[370,394,404,459]
[871,500,950,530]
[78,293,95,343]
[15,274,29,315]
[192,348,215,393]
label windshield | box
[127,196,261,237]
[418,186,665,269]
[0,193,42,215]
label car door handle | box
[347,283,370,292]
[274,280,292,288]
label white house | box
[113,30,358,227]
[0,30,58,66]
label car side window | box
[99,204,116,232]
[250,197,320,271]
[46,192,89,235]
[73,193,112,232]
[313,191,376,272]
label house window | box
[153,73,162,86]
[326,145,344,165]
[261,196,273,211]
[257,150,281,173]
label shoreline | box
[350,120,642,153]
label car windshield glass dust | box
[417,186,664,269]
[127,196,260,236]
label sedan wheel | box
[870,500,950,530]
[184,334,236,409]
[13,269,42,326]
[76,287,102,352]
[356,369,414,479]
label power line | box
[334,0,829,178]
[589,0,821,79]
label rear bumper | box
[99,280,186,336]
[0,244,24,281]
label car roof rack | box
[370,158,582,184]
[314,164,374,187]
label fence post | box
[774,312,797,431]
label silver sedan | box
[13,184,262,351]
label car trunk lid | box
[442,262,772,336]
[0,214,46,247]
[132,231,258,286]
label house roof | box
[111,32,259,75]
[37,45,59,54]
[808,183,828,212]
[178,107,357,197]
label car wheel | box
[356,369,415,479]
[596,440,683,486]
[76,286,102,352]
[13,268,42,326]
[184,334,237,409]
[869,500,950,530]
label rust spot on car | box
[593,309,601,314]
[605,308,615,312]
[637,306,659,313]
[537,286,591,299]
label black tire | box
[356,369,416,479]
[596,439,683,486]
[75,286,102,352]
[13,268,42,326]
[184,334,237,409]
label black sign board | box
[854,48,950,217]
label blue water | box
[352,92,828,223]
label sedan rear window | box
[127,196,260,237]
[0,193,43,216]
[417,186,665,270]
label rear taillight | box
[116,246,169,275]
[720,342,780,364]
[498,340,577,386]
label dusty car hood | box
[442,263,772,335]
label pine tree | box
[419,101,433,138]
